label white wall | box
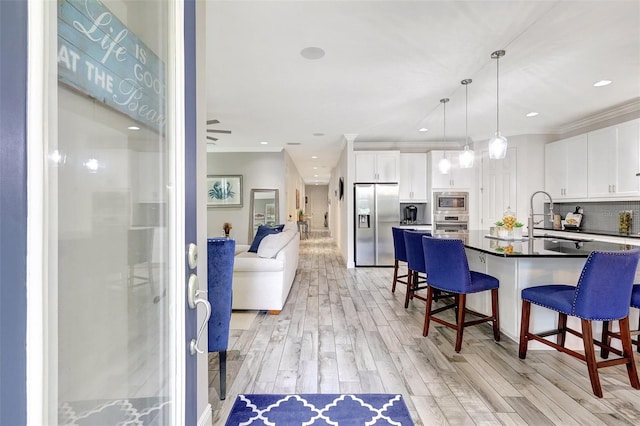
[207,151,305,244]
[207,152,285,244]
[328,136,352,267]
[304,185,329,229]
[284,150,306,222]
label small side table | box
[297,221,309,239]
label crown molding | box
[551,98,640,135]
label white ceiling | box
[205,0,640,185]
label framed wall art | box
[207,175,243,207]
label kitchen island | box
[459,231,640,350]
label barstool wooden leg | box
[491,288,500,342]
[519,300,531,359]
[637,315,640,354]
[557,313,567,348]
[600,320,611,358]
[454,294,467,352]
[581,319,603,398]
[392,259,399,293]
[619,317,640,390]
[422,285,434,337]
[404,268,413,308]
[219,350,227,400]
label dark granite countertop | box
[460,230,637,258]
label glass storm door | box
[40,0,197,423]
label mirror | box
[249,189,279,241]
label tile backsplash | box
[545,201,640,234]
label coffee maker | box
[403,205,418,224]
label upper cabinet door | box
[375,152,400,182]
[588,126,617,198]
[545,135,588,200]
[615,119,640,196]
[354,152,377,182]
[399,153,427,201]
[354,151,399,182]
[587,122,640,199]
[544,141,565,199]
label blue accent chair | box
[519,249,640,398]
[601,284,640,357]
[403,230,431,308]
[207,237,236,400]
[421,236,500,352]
[391,227,413,294]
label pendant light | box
[438,98,451,174]
[459,79,474,168]
[488,50,508,159]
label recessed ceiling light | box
[311,156,318,159]
[300,46,325,60]
[419,128,428,132]
[593,80,612,87]
[128,126,140,131]
[526,112,539,117]
[313,167,318,170]
[314,175,318,177]
[260,141,268,145]
[313,132,324,137]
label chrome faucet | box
[528,190,554,239]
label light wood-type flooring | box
[209,230,640,425]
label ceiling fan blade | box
[206,119,220,125]
[207,129,232,134]
[206,136,218,141]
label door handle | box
[187,273,211,355]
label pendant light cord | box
[440,98,449,142]
[496,54,500,133]
[465,84,468,146]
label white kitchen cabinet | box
[544,135,588,200]
[354,151,400,182]
[587,119,640,199]
[399,153,428,201]
[427,150,473,189]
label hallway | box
[209,231,640,425]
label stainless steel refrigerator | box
[355,183,400,266]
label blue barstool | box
[391,227,413,295]
[519,249,640,398]
[207,237,236,400]
[601,284,640,357]
[421,236,500,352]
[403,230,431,308]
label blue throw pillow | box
[248,225,281,253]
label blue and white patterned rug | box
[59,397,170,425]
[226,394,414,425]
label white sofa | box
[232,227,300,314]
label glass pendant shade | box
[438,155,451,174]
[459,144,475,168]
[488,131,508,159]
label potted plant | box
[513,222,524,239]
[495,221,509,238]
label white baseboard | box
[198,404,212,426]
